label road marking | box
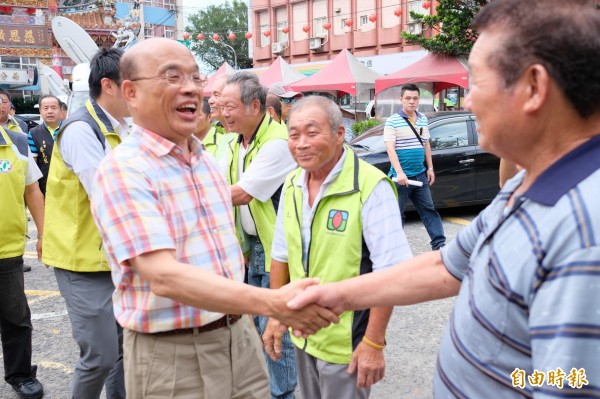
[26,290,60,296]
[31,310,68,320]
[38,361,73,374]
[443,216,471,226]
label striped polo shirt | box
[383,109,429,178]
[436,134,600,398]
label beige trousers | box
[123,316,269,398]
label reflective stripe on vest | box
[42,100,122,272]
[0,125,29,258]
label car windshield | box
[350,135,386,153]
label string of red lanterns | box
[185,4,423,42]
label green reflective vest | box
[0,126,29,259]
[204,125,235,164]
[43,101,121,272]
[283,149,395,364]
[229,114,288,272]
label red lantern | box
[26,7,36,15]
[245,32,253,39]
[422,1,431,9]
[263,30,271,37]
[394,8,402,17]
[368,13,376,22]
[302,25,310,33]
[228,33,236,41]
[282,26,289,34]
[323,22,332,30]
[345,19,353,27]
[182,32,190,40]
[213,33,220,41]
[197,33,204,41]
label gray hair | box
[225,71,266,113]
[289,96,343,135]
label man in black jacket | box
[27,95,62,195]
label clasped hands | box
[267,278,343,338]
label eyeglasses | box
[130,71,207,88]
[280,97,299,105]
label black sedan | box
[349,112,500,209]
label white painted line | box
[31,310,68,320]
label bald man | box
[90,38,338,398]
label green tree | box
[187,0,252,72]
[402,0,488,56]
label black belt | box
[150,314,242,337]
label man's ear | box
[336,124,346,143]
[121,80,137,109]
[251,98,262,115]
[522,64,549,114]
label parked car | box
[349,111,500,209]
[15,114,42,131]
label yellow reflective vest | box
[229,114,288,272]
[0,125,29,259]
[283,149,395,364]
[43,101,121,272]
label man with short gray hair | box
[264,96,411,398]
[221,71,298,399]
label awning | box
[290,48,381,96]
[258,56,306,88]
[375,53,468,94]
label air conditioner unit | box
[407,22,422,35]
[309,37,323,51]
[272,42,284,54]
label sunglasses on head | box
[280,97,298,105]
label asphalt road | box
[0,206,483,399]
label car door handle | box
[459,159,475,164]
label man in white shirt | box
[42,48,129,399]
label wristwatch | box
[427,168,434,171]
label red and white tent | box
[290,48,381,96]
[375,53,469,94]
[258,56,306,88]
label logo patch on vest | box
[0,159,12,173]
[327,210,348,232]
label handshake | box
[265,278,346,338]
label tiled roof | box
[60,10,113,30]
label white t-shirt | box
[237,138,296,236]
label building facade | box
[0,0,183,99]
[251,0,436,67]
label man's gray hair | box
[289,96,343,134]
[226,71,266,113]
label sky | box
[182,0,231,28]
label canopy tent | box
[203,62,235,97]
[258,56,307,88]
[290,48,381,97]
[375,53,469,94]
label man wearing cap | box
[268,83,303,123]
[222,72,298,399]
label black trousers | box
[0,256,35,384]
